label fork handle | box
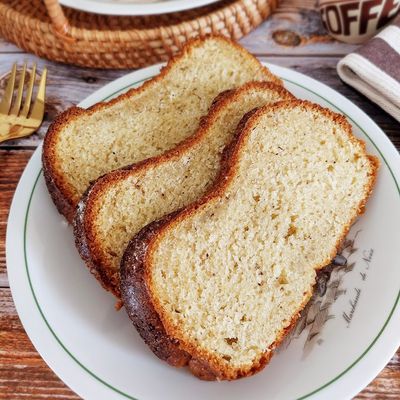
[43,0,76,43]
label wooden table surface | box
[0,1,399,399]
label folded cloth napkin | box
[337,15,400,122]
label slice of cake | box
[42,36,280,222]
[120,100,378,380]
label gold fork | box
[0,63,47,143]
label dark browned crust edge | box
[42,106,87,224]
[120,211,195,373]
[73,182,122,299]
[74,82,294,299]
[121,100,379,380]
[42,35,282,223]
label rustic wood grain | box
[242,0,358,56]
[0,1,399,398]
[0,37,21,53]
[0,289,80,400]
[0,150,34,286]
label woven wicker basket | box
[0,0,277,69]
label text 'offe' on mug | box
[319,0,400,44]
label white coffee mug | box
[319,0,400,44]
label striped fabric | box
[337,15,400,122]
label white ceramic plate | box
[59,0,221,16]
[7,63,400,400]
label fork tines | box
[0,62,46,120]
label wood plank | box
[1,55,399,150]
[0,289,80,399]
[0,36,22,53]
[0,150,34,284]
[0,288,398,399]
[242,0,358,56]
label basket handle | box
[43,0,76,43]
